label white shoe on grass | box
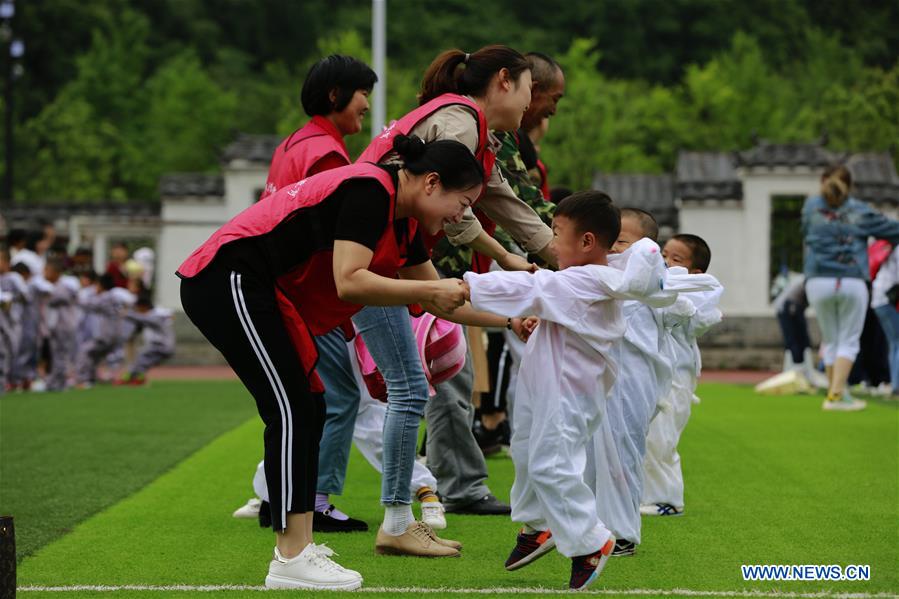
[421,501,447,530]
[232,497,262,519]
[639,503,683,516]
[822,393,866,412]
[265,543,362,590]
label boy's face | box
[44,266,61,283]
[551,215,605,270]
[662,238,699,272]
[612,216,643,254]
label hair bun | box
[393,134,427,161]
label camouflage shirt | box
[431,131,556,277]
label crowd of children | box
[0,231,175,394]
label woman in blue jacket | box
[802,164,899,411]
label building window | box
[770,194,805,284]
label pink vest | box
[260,116,349,200]
[177,164,417,392]
[358,93,498,271]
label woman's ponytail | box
[418,45,529,106]
[821,164,852,208]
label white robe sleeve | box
[464,268,607,328]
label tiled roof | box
[847,153,899,205]
[735,140,845,169]
[159,173,224,198]
[221,133,281,164]
[676,152,743,200]
[592,173,678,231]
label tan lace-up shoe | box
[375,521,460,557]
[421,521,462,550]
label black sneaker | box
[312,505,369,532]
[472,421,502,455]
[504,529,556,571]
[443,493,511,515]
[612,538,636,557]
[569,536,615,590]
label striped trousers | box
[180,260,324,531]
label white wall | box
[679,167,819,317]
[156,163,268,310]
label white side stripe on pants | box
[229,272,294,528]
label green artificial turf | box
[10,382,899,597]
[0,381,257,561]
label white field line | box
[15,585,898,597]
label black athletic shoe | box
[611,539,636,557]
[443,493,511,515]
[312,506,369,532]
[569,536,615,590]
[258,500,272,529]
[504,529,556,571]
[472,421,502,455]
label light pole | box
[371,0,386,139]
[1,0,22,203]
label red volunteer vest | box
[357,93,498,272]
[177,163,416,392]
[260,116,350,200]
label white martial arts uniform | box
[464,238,678,558]
[585,299,672,545]
[642,270,723,512]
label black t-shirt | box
[215,165,429,279]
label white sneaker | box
[265,543,362,590]
[639,503,683,516]
[421,501,447,530]
[232,497,262,519]
[822,395,867,412]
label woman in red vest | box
[349,46,553,541]
[242,55,380,535]
[179,136,511,590]
[261,55,376,199]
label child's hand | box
[511,316,540,342]
[497,252,538,273]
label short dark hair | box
[136,291,154,309]
[7,229,26,246]
[525,52,562,90]
[554,191,621,249]
[671,233,711,272]
[620,207,659,242]
[301,55,377,117]
[549,186,572,205]
[24,230,44,251]
[98,273,116,291]
[12,262,31,277]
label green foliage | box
[9,1,899,201]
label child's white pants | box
[586,343,662,545]
[805,277,869,364]
[510,387,611,557]
[641,377,693,509]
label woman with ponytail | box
[178,135,515,588]
[347,46,553,541]
[802,164,899,411]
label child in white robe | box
[585,208,673,557]
[464,192,678,590]
[641,234,723,517]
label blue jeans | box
[315,328,362,496]
[352,305,430,505]
[874,304,899,391]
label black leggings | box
[180,260,325,531]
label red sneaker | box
[569,535,615,590]
[504,529,556,571]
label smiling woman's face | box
[331,89,370,136]
[414,176,483,235]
